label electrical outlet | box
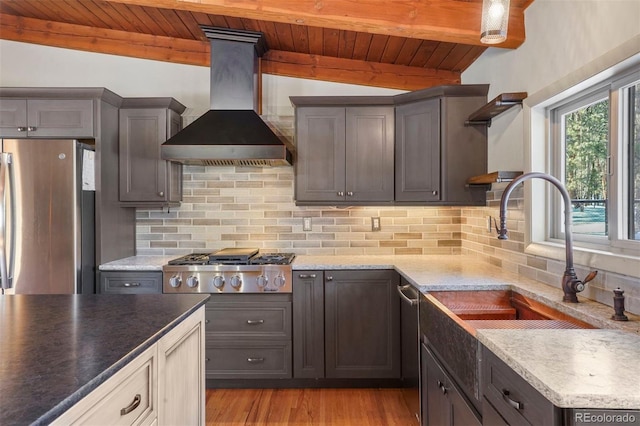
[303,217,312,231]
[371,217,381,232]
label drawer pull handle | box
[502,389,523,410]
[247,357,265,363]
[120,394,141,416]
[298,274,317,279]
[123,282,140,287]
[437,380,448,395]
[247,319,264,325]
[17,127,27,132]
[27,126,37,132]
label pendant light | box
[480,0,510,44]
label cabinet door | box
[295,107,346,202]
[27,99,94,137]
[0,99,94,138]
[292,271,325,378]
[119,108,169,202]
[421,343,481,426]
[166,111,183,204]
[395,98,441,202]
[325,270,400,378]
[0,99,27,137]
[158,306,205,425]
[345,106,394,202]
[422,343,451,426]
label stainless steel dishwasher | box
[398,279,420,424]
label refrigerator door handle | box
[0,153,13,290]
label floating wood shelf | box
[466,92,527,126]
[467,171,523,186]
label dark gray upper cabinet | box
[325,269,401,379]
[291,85,488,206]
[119,98,185,207]
[395,86,488,205]
[292,100,395,204]
[0,98,94,138]
[395,98,441,202]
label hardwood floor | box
[206,388,419,425]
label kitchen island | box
[0,293,209,425]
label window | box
[549,68,640,250]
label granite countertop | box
[0,294,209,425]
[477,329,640,409]
[99,254,640,409]
[99,255,177,271]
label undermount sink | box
[426,290,596,334]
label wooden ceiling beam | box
[0,13,452,90]
[262,50,460,91]
[103,0,526,48]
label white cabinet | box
[52,306,205,426]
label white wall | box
[462,0,640,172]
[0,39,402,118]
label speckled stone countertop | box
[477,329,640,409]
[99,255,177,271]
[0,294,209,425]
[99,254,640,409]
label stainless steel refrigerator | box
[0,139,95,294]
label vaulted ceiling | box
[0,0,533,91]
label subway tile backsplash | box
[136,168,639,315]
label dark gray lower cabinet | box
[421,343,481,426]
[325,270,400,378]
[293,269,401,380]
[99,271,162,294]
[205,294,292,379]
[482,345,561,425]
[292,271,325,378]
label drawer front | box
[100,272,162,294]
[206,341,292,379]
[206,301,291,338]
[482,347,560,426]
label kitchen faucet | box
[497,172,598,303]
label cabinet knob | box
[337,191,345,197]
[347,191,353,196]
[326,276,333,281]
[17,127,27,132]
[158,191,164,197]
[27,126,37,132]
[432,190,438,196]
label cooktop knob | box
[169,275,182,288]
[256,275,268,288]
[186,275,199,288]
[212,275,225,289]
[230,275,242,289]
[273,275,286,288]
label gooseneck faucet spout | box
[498,172,597,303]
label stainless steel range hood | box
[161,26,293,166]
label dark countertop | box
[0,294,209,426]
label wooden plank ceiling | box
[0,0,533,91]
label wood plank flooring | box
[206,388,419,425]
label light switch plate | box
[303,217,312,231]
[371,217,381,231]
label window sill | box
[526,241,640,279]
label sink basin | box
[426,290,596,334]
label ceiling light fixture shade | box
[480,0,510,44]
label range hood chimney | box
[161,26,293,166]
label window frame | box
[523,48,640,280]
